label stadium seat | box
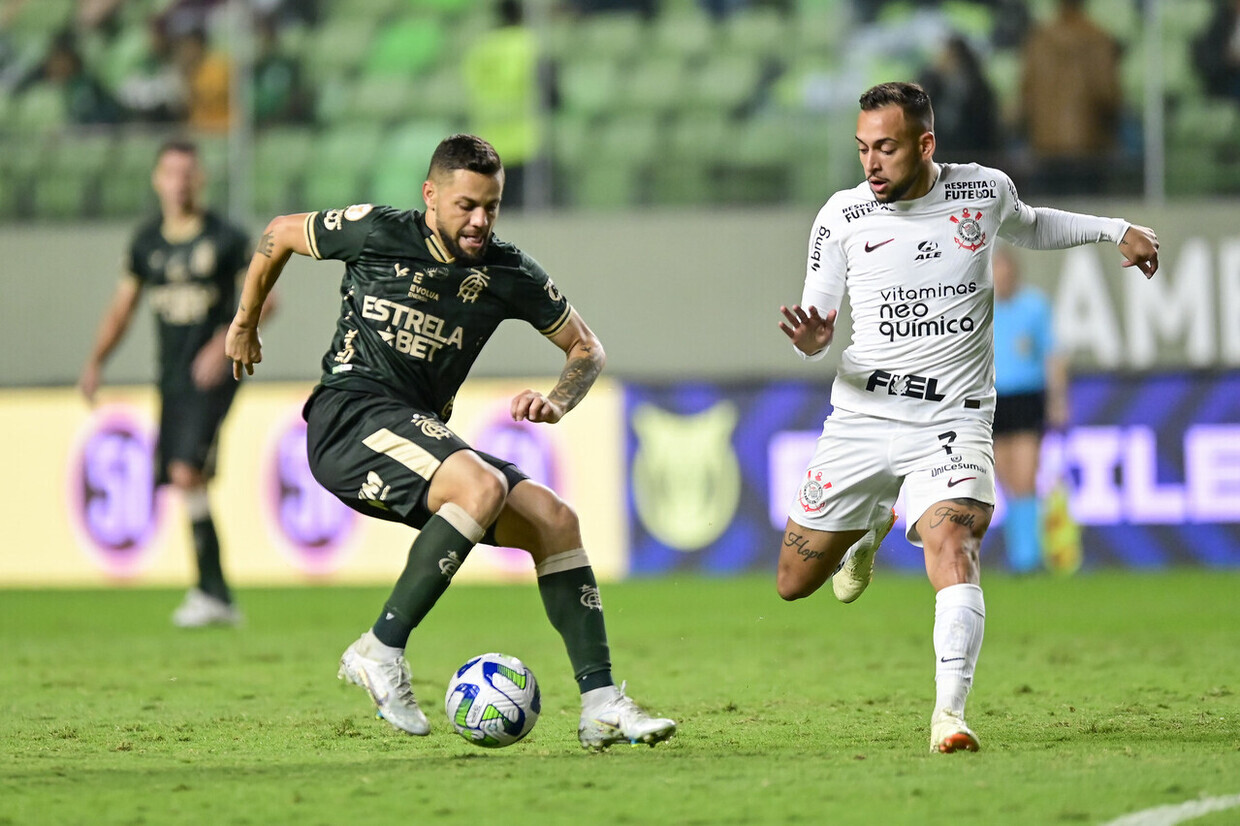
[365,19,447,78]
[253,129,316,214]
[721,8,788,59]
[97,131,167,218]
[303,126,385,209]
[0,167,12,220]
[369,120,454,207]
[1087,0,1138,41]
[614,56,688,116]
[685,55,762,114]
[982,49,1021,102]
[1170,100,1240,149]
[939,1,994,40]
[574,158,644,209]
[11,86,68,133]
[596,115,662,167]
[665,113,734,164]
[578,13,648,63]
[7,0,75,38]
[732,116,796,167]
[558,58,622,119]
[550,113,595,173]
[651,11,718,61]
[326,0,405,21]
[305,18,379,85]
[341,73,420,126]
[418,69,467,122]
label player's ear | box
[422,179,435,210]
[920,130,936,160]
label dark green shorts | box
[156,381,238,485]
[303,386,527,537]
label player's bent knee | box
[432,453,510,525]
[541,496,580,539]
[776,568,817,601]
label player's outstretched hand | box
[225,319,263,380]
[511,389,566,424]
[1119,224,1159,279]
[779,304,837,357]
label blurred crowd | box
[0,0,314,131]
[1,0,1239,206]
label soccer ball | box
[444,653,540,748]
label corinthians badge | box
[949,208,987,251]
[798,470,831,513]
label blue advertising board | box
[625,372,1240,575]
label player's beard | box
[437,219,490,263]
[871,173,915,203]
[871,163,930,203]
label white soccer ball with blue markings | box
[444,653,540,748]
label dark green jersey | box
[305,204,572,420]
[127,211,250,392]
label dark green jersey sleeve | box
[509,251,572,337]
[304,203,392,262]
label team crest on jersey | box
[344,203,373,221]
[410,413,453,440]
[949,208,986,251]
[190,240,217,276]
[544,278,562,303]
[798,470,831,513]
[457,268,490,303]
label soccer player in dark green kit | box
[225,134,676,749]
[80,139,255,628]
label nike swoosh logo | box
[940,656,965,663]
[946,476,976,488]
[864,238,894,252]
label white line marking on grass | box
[1100,794,1240,826]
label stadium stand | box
[1,0,1238,220]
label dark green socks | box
[190,515,230,603]
[536,549,613,693]
[372,505,485,649]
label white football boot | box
[579,682,676,750]
[171,588,241,628]
[930,708,981,753]
[832,507,898,603]
[338,634,431,736]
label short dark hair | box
[156,138,199,164]
[427,134,503,180]
[859,82,935,134]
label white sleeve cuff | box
[793,342,829,361]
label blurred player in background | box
[79,139,262,628]
[224,134,675,750]
[776,82,1158,753]
[991,244,1068,573]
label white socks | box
[933,583,986,717]
[581,685,620,713]
[358,629,404,662]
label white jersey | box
[801,163,1128,424]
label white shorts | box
[787,408,996,547]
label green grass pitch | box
[3,570,1238,825]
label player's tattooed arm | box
[256,231,275,258]
[547,344,603,411]
[514,309,607,423]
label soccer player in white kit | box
[776,82,1159,753]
